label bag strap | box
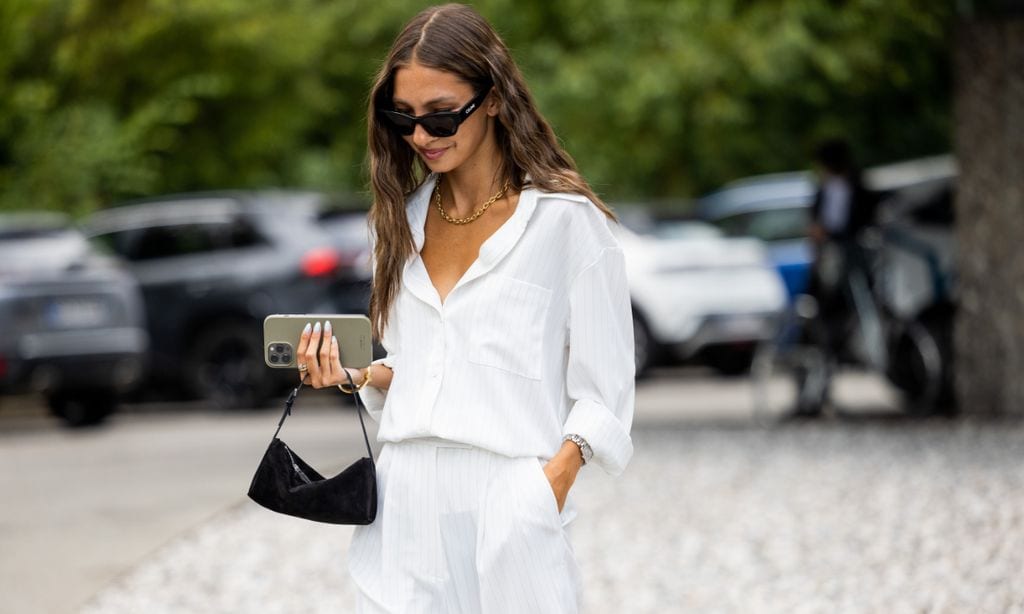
[271,371,375,463]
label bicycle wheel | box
[751,301,831,423]
[887,320,944,415]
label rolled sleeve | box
[562,247,635,475]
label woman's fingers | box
[329,334,343,383]
[318,321,333,385]
[294,320,346,388]
[296,321,312,383]
[304,321,324,387]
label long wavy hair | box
[366,3,615,339]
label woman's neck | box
[440,143,506,218]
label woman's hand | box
[542,440,585,513]
[295,320,358,388]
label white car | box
[614,218,788,376]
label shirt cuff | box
[562,398,633,476]
[355,357,393,422]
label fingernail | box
[302,323,311,334]
[332,335,338,344]
[325,320,332,332]
[313,321,321,333]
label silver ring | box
[297,363,308,372]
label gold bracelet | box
[338,365,372,394]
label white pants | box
[347,438,582,613]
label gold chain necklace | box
[434,176,511,225]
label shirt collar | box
[406,173,539,259]
[402,173,539,309]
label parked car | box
[83,191,372,408]
[697,173,816,300]
[0,212,149,426]
[696,155,957,302]
[614,213,789,376]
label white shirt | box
[358,174,635,475]
[820,176,852,234]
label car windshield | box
[714,206,809,242]
[0,228,92,274]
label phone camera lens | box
[270,354,279,363]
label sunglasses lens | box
[381,111,415,135]
[422,116,458,138]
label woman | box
[296,4,634,612]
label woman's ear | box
[485,92,501,117]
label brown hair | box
[366,3,615,339]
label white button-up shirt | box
[359,174,635,475]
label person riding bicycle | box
[802,139,879,407]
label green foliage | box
[0,0,954,215]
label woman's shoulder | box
[531,188,621,251]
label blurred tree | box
[0,0,954,215]
[953,6,1024,415]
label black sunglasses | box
[380,87,492,138]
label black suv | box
[0,212,149,426]
[83,191,372,408]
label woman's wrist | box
[555,440,585,473]
[339,366,373,392]
[342,367,363,385]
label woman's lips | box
[420,147,448,161]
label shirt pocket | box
[466,274,551,380]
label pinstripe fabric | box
[358,174,635,475]
[351,173,634,611]
[349,440,582,613]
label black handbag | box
[247,376,377,525]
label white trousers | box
[347,438,582,613]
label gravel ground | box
[80,417,1024,614]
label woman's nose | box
[411,123,434,147]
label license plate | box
[43,298,108,329]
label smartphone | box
[263,314,372,369]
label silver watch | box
[562,433,593,465]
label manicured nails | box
[332,335,338,345]
[302,322,312,335]
[313,321,321,334]
[325,320,332,333]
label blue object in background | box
[765,240,812,300]
[697,172,815,304]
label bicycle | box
[751,225,950,422]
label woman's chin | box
[422,157,458,174]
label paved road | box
[0,387,374,614]
[5,369,1024,613]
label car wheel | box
[705,346,756,376]
[186,322,272,410]
[47,388,117,427]
[633,313,654,378]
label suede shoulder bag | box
[247,374,377,525]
